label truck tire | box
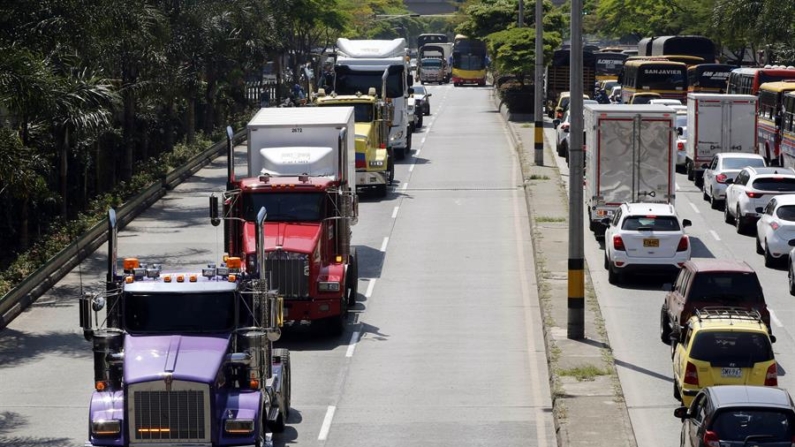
[387,156,395,184]
[272,348,291,418]
[416,115,423,128]
[375,184,387,197]
[346,249,358,306]
[686,161,694,181]
[325,297,347,337]
[396,147,406,160]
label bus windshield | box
[638,66,686,89]
[453,54,485,70]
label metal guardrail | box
[0,130,246,330]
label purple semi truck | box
[79,207,290,447]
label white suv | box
[724,167,795,234]
[756,194,795,267]
[602,203,692,285]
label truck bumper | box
[283,298,342,321]
[357,171,388,187]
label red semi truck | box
[212,107,359,335]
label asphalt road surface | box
[0,84,556,447]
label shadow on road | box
[0,411,72,447]
[614,357,674,384]
[690,236,716,259]
[0,329,89,370]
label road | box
[0,85,556,447]
[546,124,795,447]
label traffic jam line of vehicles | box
[549,38,795,444]
[72,34,448,443]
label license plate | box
[721,367,742,378]
[643,238,659,248]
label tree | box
[485,28,560,84]
[595,0,711,41]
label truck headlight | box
[225,419,255,434]
[369,160,385,167]
[318,281,341,292]
[390,131,404,141]
[92,420,121,436]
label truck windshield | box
[318,103,373,123]
[421,59,442,67]
[243,192,325,222]
[124,292,235,333]
[335,69,403,98]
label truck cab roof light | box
[132,267,146,279]
[123,258,139,272]
[216,266,230,277]
[146,264,161,278]
[189,274,198,282]
[163,274,171,283]
[228,274,237,282]
[176,274,185,283]
[202,267,216,278]
[258,171,271,183]
[226,257,242,269]
[124,276,134,284]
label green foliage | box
[486,28,560,84]
[498,79,535,113]
[595,0,713,39]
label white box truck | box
[585,104,677,233]
[685,93,758,186]
[246,107,356,183]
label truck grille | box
[128,381,210,443]
[265,250,310,299]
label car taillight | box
[703,430,720,447]
[613,235,625,251]
[684,361,699,385]
[715,173,727,183]
[677,141,684,150]
[771,221,780,230]
[677,236,689,252]
[765,363,778,386]
[746,191,763,198]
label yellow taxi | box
[553,91,590,120]
[672,308,777,408]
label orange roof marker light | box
[123,258,140,271]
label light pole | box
[533,0,543,166]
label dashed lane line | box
[365,278,376,298]
[345,331,360,357]
[391,206,399,219]
[318,406,336,441]
[379,237,389,252]
[770,309,784,328]
[689,202,700,214]
[709,230,720,241]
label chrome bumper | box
[357,171,388,187]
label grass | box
[528,174,550,180]
[521,123,532,128]
[536,216,566,223]
[559,364,610,381]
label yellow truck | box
[316,87,393,197]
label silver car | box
[703,153,766,210]
[674,112,687,170]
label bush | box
[501,82,535,114]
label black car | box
[675,385,795,446]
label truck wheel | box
[396,148,406,160]
[375,184,387,197]
[417,116,423,128]
[346,249,358,306]
[269,348,291,432]
[686,161,694,181]
[325,297,347,337]
[387,156,395,184]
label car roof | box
[744,167,795,176]
[623,202,676,216]
[708,386,794,410]
[770,194,795,206]
[683,258,755,273]
[718,153,765,159]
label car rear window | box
[711,409,793,442]
[622,215,681,231]
[776,205,795,221]
[722,158,765,170]
[689,331,773,365]
[751,177,795,191]
[688,272,764,304]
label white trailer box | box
[585,104,677,231]
[247,107,355,186]
[685,93,757,183]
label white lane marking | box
[675,183,680,191]
[409,164,415,172]
[689,203,700,214]
[421,137,426,144]
[770,309,784,328]
[402,182,409,190]
[380,237,389,252]
[365,278,376,298]
[345,331,361,357]
[391,206,399,219]
[318,406,336,441]
[709,230,720,241]
[414,149,421,157]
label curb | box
[492,89,637,447]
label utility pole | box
[567,0,584,339]
[518,0,524,27]
[533,0,543,166]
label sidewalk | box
[493,93,637,447]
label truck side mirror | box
[210,194,221,227]
[676,127,683,136]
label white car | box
[554,100,598,160]
[602,202,692,285]
[674,112,687,170]
[756,195,795,267]
[649,99,683,107]
[724,166,795,234]
[703,153,766,210]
